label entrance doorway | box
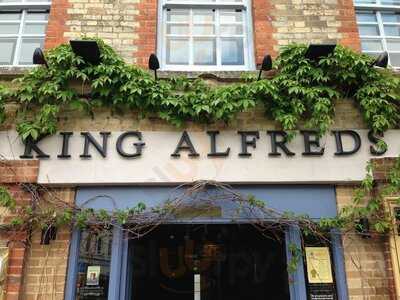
[128,224,290,300]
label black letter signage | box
[116,131,145,158]
[20,136,50,159]
[207,131,230,157]
[368,130,386,156]
[171,131,199,157]
[301,130,324,156]
[80,132,111,158]
[238,131,259,157]
[57,132,73,159]
[267,131,295,156]
[332,130,361,155]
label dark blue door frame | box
[64,225,348,300]
[64,185,348,300]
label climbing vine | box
[0,39,399,275]
[0,39,398,141]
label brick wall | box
[43,0,361,64]
[338,0,361,51]
[21,189,74,300]
[336,185,394,299]
[0,161,74,300]
[44,0,70,50]
[252,0,278,64]
[0,160,39,300]
[133,0,158,67]
[269,0,361,52]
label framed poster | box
[86,266,100,286]
[305,247,333,284]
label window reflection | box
[75,230,113,300]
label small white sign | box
[86,266,101,286]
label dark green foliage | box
[0,39,398,141]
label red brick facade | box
[252,0,277,63]
[133,0,158,67]
[44,0,70,50]
[338,0,361,51]
[0,160,39,300]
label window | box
[0,0,50,66]
[158,0,255,71]
[354,0,400,68]
[75,230,113,300]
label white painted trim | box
[157,0,256,71]
[0,6,49,66]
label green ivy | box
[0,187,16,211]
[0,39,398,141]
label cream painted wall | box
[0,130,399,185]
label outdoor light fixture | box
[355,217,371,239]
[257,54,273,81]
[70,40,101,65]
[40,225,57,245]
[305,44,336,61]
[372,51,388,68]
[32,48,48,68]
[148,53,160,80]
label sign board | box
[0,129,399,185]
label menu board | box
[305,247,333,284]
[305,247,336,300]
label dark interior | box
[129,224,290,300]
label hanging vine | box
[0,39,398,141]
[0,39,399,276]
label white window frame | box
[354,0,400,68]
[0,1,51,67]
[157,0,256,71]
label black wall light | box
[70,40,101,65]
[257,54,273,81]
[33,48,48,68]
[40,225,57,245]
[148,53,160,80]
[305,44,336,61]
[355,217,371,239]
[372,51,388,68]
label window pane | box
[221,37,244,65]
[220,10,243,23]
[167,24,189,35]
[25,10,49,21]
[361,39,383,51]
[167,9,189,23]
[23,23,47,34]
[358,24,379,36]
[0,24,20,34]
[18,38,44,64]
[384,25,400,36]
[382,13,400,23]
[356,12,377,23]
[193,38,216,65]
[193,25,214,35]
[0,38,16,65]
[166,38,189,64]
[389,53,400,67]
[76,230,112,300]
[220,24,243,35]
[0,11,21,20]
[193,10,214,23]
[381,0,400,5]
[387,40,400,51]
[354,0,377,4]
